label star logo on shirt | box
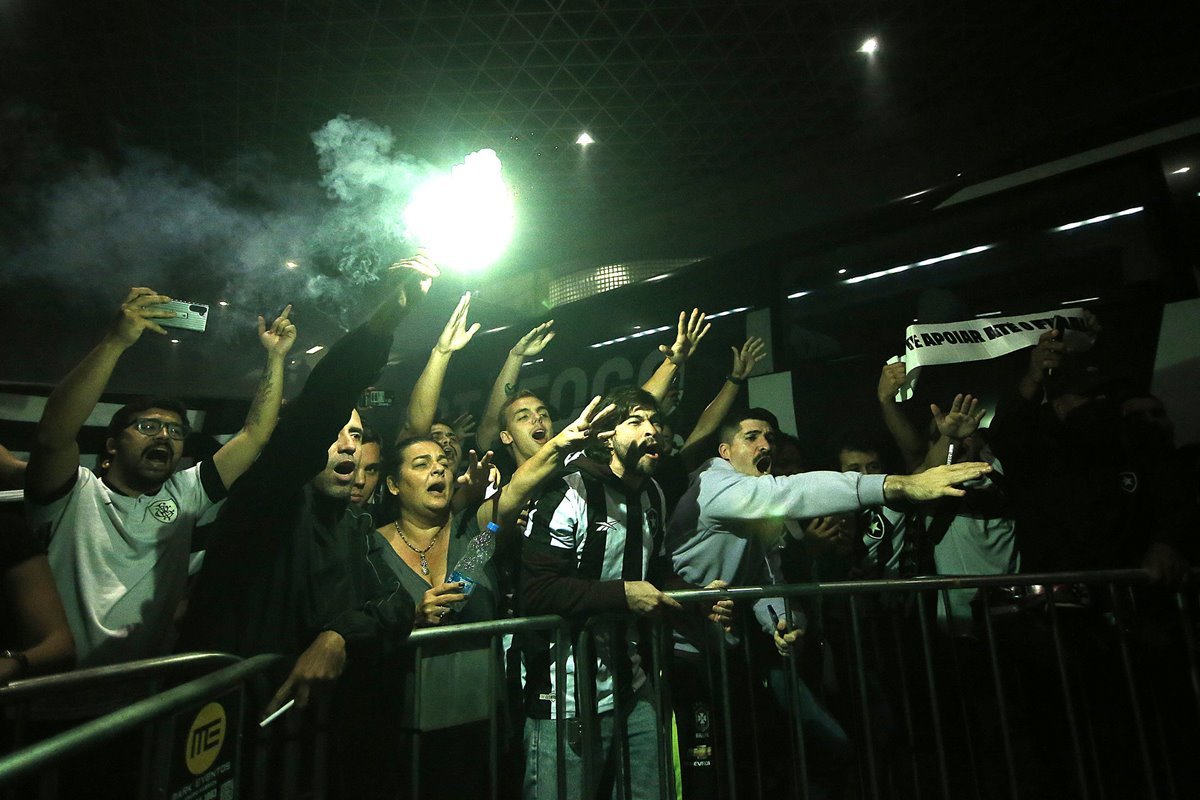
[149,499,179,523]
[864,509,889,541]
[1118,472,1138,494]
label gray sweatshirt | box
[667,457,887,652]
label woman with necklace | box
[365,397,614,794]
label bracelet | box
[726,375,747,386]
[0,649,28,679]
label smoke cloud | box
[0,113,437,329]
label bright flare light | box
[576,132,595,146]
[1171,166,1190,174]
[404,149,515,274]
[858,37,879,54]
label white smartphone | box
[150,300,209,332]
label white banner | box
[893,307,1096,401]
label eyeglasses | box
[129,418,191,441]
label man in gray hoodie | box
[667,407,991,797]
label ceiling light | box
[576,132,595,146]
[285,260,299,269]
[483,325,510,334]
[843,244,994,285]
[900,189,931,200]
[645,273,672,282]
[305,345,324,355]
[788,291,812,300]
[1052,206,1143,232]
[170,339,180,344]
[1171,166,1190,174]
[1060,296,1099,305]
[218,300,229,307]
[837,269,847,275]
[858,37,879,55]
[522,358,545,367]
[975,311,1003,317]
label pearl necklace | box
[393,521,444,576]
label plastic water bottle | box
[446,521,500,612]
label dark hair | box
[360,425,382,447]
[717,407,780,445]
[831,428,887,460]
[107,396,189,439]
[388,435,443,477]
[430,418,456,433]
[497,389,546,433]
[588,386,659,459]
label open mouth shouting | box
[426,478,449,498]
[332,460,356,482]
[142,445,173,468]
[753,452,773,474]
[531,427,548,443]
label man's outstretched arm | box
[26,287,175,499]
[210,306,297,489]
[396,291,480,443]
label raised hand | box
[931,393,986,441]
[1026,330,1067,384]
[257,304,297,359]
[388,253,440,306]
[659,308,711,366]
[455,448,499,497]
[111,287,176,347]
[730,337,767,380]
[554,395,617,453]
[511,320,556,358]
[435,292,481,354]
[451,412,477,443]
[877,361,907,403]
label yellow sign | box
[184,701,227,776]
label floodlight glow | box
[1171,166,1190,174]
[858,37,879,54]
[305,345,324,355]
[576,132,595,146]
[404,148,515,273]
[1052,206,1143,232]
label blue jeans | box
[523,693,664,800]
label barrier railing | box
[1,569,1196,799]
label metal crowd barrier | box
[2,569,1197,800]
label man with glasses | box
[25,287,296,667]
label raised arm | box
[642,308,711,402]
[26,287,175,499]
[476,396,615,532]
[210,305,296,489]
[396,292,480,443]
[916,393,986,473]
[475,321,556,450]
[678,337,766,471]
[877,361,928,473]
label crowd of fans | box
[0,258,1195,799]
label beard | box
[614,438,660,477]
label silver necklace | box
[393,521,443,576]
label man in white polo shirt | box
[25,286,296,667]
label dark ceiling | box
[1,1,1198,393]
[7,2,1199,269]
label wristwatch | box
[0,649,29,680]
